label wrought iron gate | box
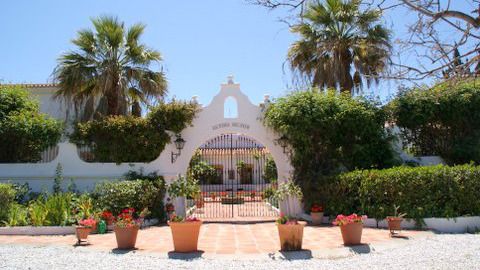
[186,133,279,220]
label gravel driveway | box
[1,234,479,270]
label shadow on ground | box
[267,250,313,260]
[347,244,371,254]
[167,250,205,260]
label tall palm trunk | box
[106,77,120,116]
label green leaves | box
[69,100,197,163]
[93,179,164,217]
[53,15,167,118]
[167,174,201,199]
[389,81,480,164]
[289,0,391,92]
[0,85,63,162]
[263,91,396,209]
[320,165,480,220]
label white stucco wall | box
[0,78,293,192]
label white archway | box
[149,77,300,217]
[151,76,293,181]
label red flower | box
[310,205,324,213]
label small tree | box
[0,85,63,162]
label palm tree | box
[288,0,391,93]
[53,15,167,120]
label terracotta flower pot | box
[340,222,363,245]
[168,221,203,253]
[276,221,306,251]
[387,217,404,231]
[90,222,98,233]
[106,217,114,226]
[75,226,90,240]
[114,226,139,250]
[311,212,324,225]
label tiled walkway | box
[0,223,423,255]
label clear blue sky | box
[0,0,439,104]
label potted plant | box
[274,179,303,217]
[276,213,306,251]
[250,190,256,200]
[75,218,96,245]
[310,205,324,225]
[168,213,203,253]
[167,174,201,218]
[386,205,406,236]
[113,208,149,250]
[210,192,216,201]
[333,214,367,246]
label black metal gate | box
[186,133,279,221]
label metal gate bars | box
[186,133,279,221]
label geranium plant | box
[310,205,323,213]
[276,213,299,225]
[114,208,149,228]
[332,214,367,226]
[101,211,113,220]
[78,218,96,228]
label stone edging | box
[0,219,159,235]
[301,214,480,233]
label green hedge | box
[316,164,480,221]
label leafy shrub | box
[70,100,198,163]
[70,116,169,163]
[43,193,74,226]
[189,161,221,184]
[0,85,63,162]
[4,204,28,226]
[124,170,166,220]
[167,174,201,199]
[263,156,277,183]
[147,99,198,134]
[93,179,165,219]
[262,186,276,199]
[389,81,480,165]
[263,91,397,204]
[0,183,16,224]
[316,164,480,221]
[28,199,49,226]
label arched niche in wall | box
[224,96,238,118]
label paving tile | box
[0,223,425,255]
